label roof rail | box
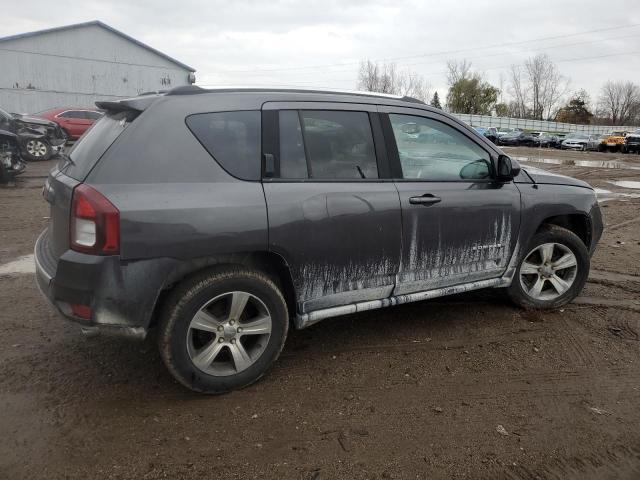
[165,85,206,95]
[164,85,426,104]
[400,96,426,104]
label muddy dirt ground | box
[1,147,639,479]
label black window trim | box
[260,102,393,183]
[379,107,500,183]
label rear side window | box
[186,111,261,180]
[85,111,103,120]
[278,110,378,180]
[58,111,80,118]
[62,112,131,180]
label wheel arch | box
[538,213,592,249]
[149,251,297,328]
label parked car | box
[561,133,590,150]
[531,132,554,148]
[598,131,627,152]
[518,131,538,147]
[498,128,521,138]
[473,126,499,144]
[35,108,103,141]
[35,87,603,393]
[0,107,67,161]
[586,134,607,151]
[497,131,523,146]
[624,128,640,154]
[550,133,566,148]
[0,129,26,182]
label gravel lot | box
[1,148,640,479]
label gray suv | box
[35,87,603,393]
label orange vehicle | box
[598,131,628,152]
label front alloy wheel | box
[507,225,589,309]
[519,243,577,301]
[23,139,51,161]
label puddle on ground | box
[513,156,640,171]
[594,188,640,202]
[0,254,35,276]
[608,180,640,189]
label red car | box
[35,108,103,141]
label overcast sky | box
[3,0,640,106]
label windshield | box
[0,107,13,121]
[567,134,589,140]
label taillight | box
[70,184,120,255]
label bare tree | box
[507,55,568,120]
[508,65,528,118]
[597,80,640,125]
[357,60,431,102]
[525,54,568,120]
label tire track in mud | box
[573,296,640,312]
[558,316,598,367]
[589,269,640,283]
[503,444,640,480]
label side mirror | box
[496,154,520,181]
[460,159,491,179]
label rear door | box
[380,107,520,295]
[261,102,402,314]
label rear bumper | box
[35,229,173,339]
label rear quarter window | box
[186,111,261,181]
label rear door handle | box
[409,194,441,206]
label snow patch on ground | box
[0,254,35,276]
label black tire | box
[598,144,606,153]
[507,225,589,310]
[0,162,7,183]
[158,267,289,394]
[21,138,52,161]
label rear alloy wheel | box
[507,225,589,309]
[159,268,288,393]
[23,138,51,161]
[186,291,273,376]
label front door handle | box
[409,194,441,206]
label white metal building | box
[0,21,196,114]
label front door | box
[380,108,521,295]
[262,103,402,314]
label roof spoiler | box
[95,95,161,113]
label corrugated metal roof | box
[0,20,195,72]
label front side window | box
[389,114,492,181]
[278,110,378,180]
[278,110,307,179]
[186,111,261,180]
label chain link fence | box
[452,113,638,135]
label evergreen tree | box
[431,91,442,109]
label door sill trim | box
[295,277,509,329]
